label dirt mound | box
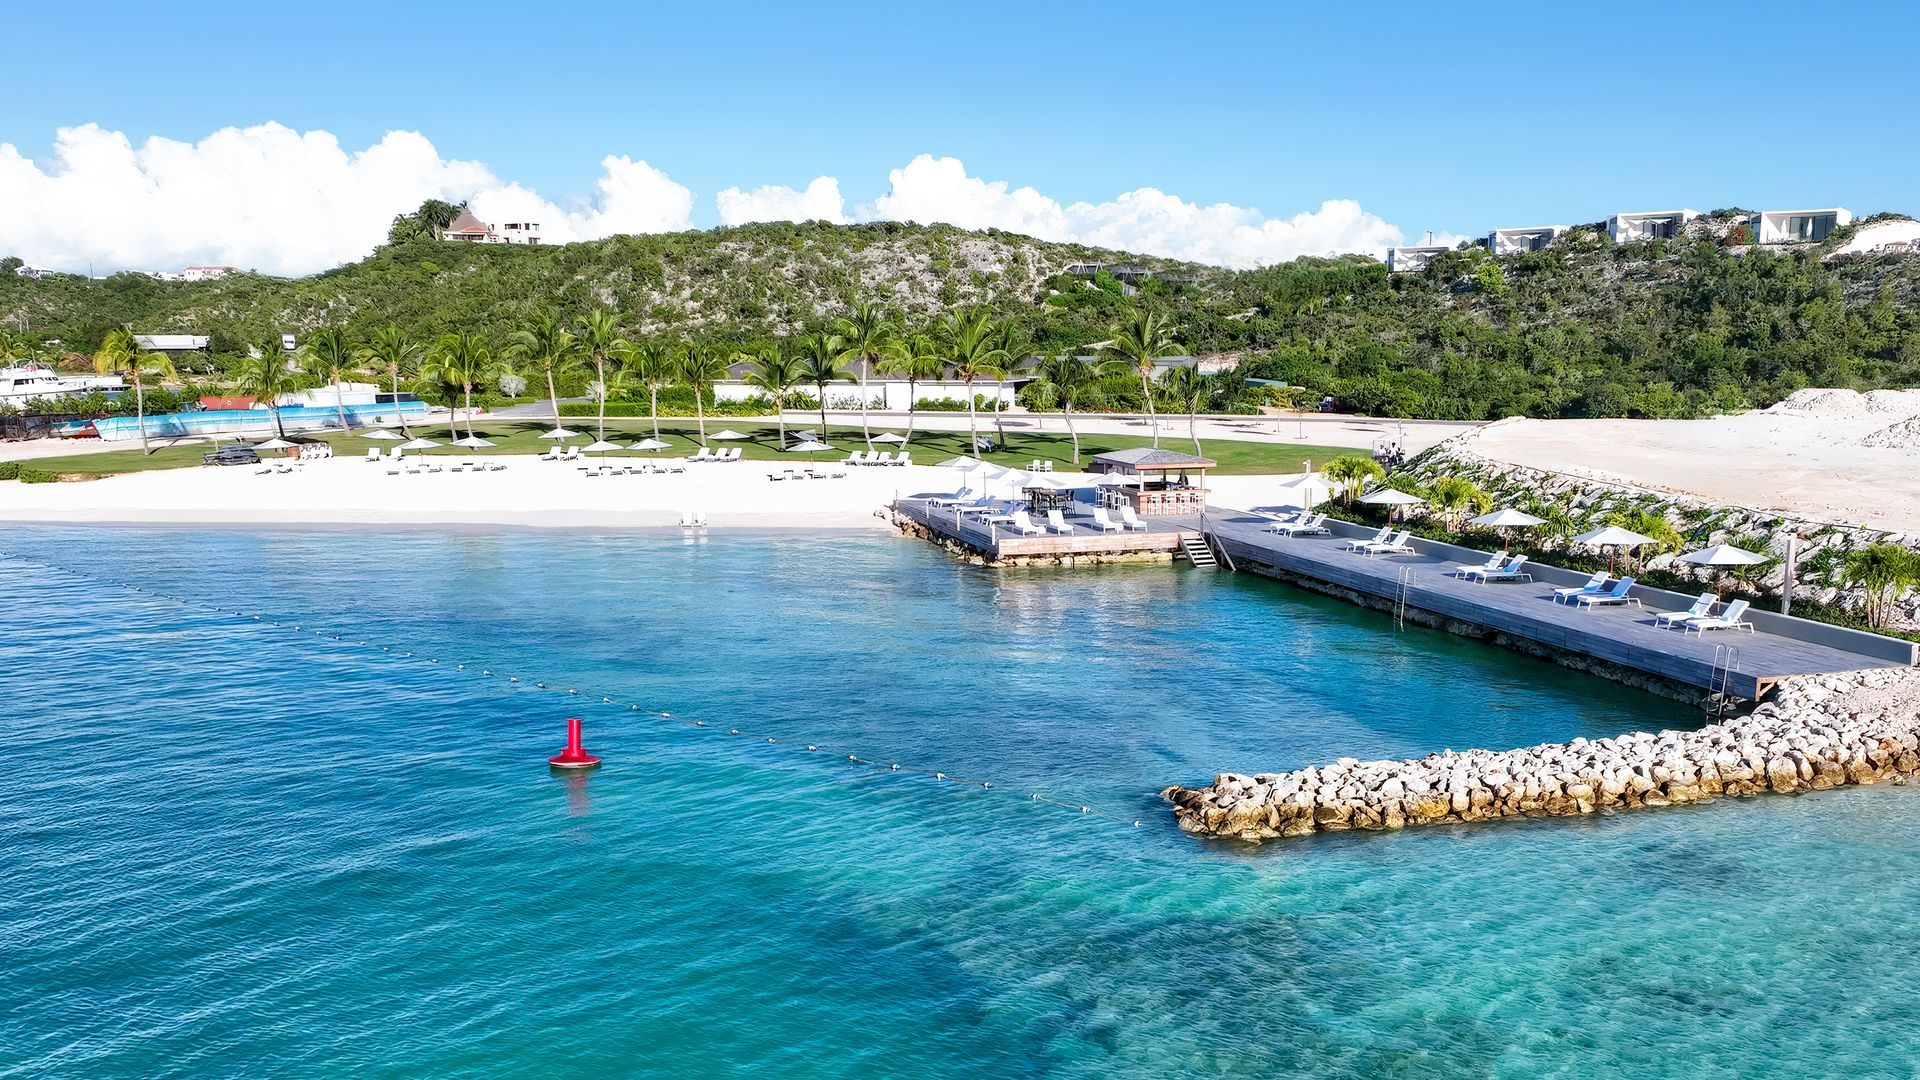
[1765,388,1866,417]
[1862,389,1920,416]
[1862,418,1920,449]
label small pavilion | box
[1089,448,1216,516]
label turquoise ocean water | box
[2,526,1917,1077]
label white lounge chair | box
[1361,530,1414,556]
[560,446,582,462]
[389,447,405,463]
[1117,505,1149,531]
[1656,592,1718,629]
[539,446,562,462]
[1683,598,1754,635]
[1462,554,1530,583]
[1271,513,1328,537]
[1451,553,1508,579]
[1045,508,1075,535]
[679,510,707,528]
[363,448,381,463]
[724,447,743,462]
[891,451,910,467]
[689,448,713,463]
[1089,508,1124,533]
[843,450,868,466]
[1343,526,1393,552]
[1552,571,1610,603]
[1008,510,1045,536]
[927,488,976,507]
[1574,576,1641,609]
[872,451,895,466]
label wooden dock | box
[891,497,1195,564]
[1195,509,1914,701]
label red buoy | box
[548,716,602,769]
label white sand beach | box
[1465,389,1920,533]
[0,455,1308,531]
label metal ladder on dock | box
[1180,535,1218,569]
[1707,644,1741,719]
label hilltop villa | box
[1488,226,1572,256]
[1753,208,1851,245]
[442,209,544,245]
[1386,246,1452,273]
[1607,210,1700,243]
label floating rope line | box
[0,550,1146,830]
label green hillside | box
[5,213,1919,420]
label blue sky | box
[7,0,1918,273]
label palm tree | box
[610,338,679,443]
[299,327,360,432]
[359,326,423,436]
[677,344,731,446]
[427,331,495,440]
[835,302,893,451]
[504,313,582,432]
[795,331,852,438]
[232,345,305,441]
[1100,304,1177,449]
[989,320,1030,450]
[579,308,627,443]
[1427,475,1492,529]
[1843,542,1920,630]
[743,342,803,448]
[1163,364,1212,456]
[939,309,1006,457]
[0,328,32,365]
[876,331,944,448]
[92,327,176,455]
[1033,353,1094,463]
[1323,455,1386,507]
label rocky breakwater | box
[1162,668,1920,843]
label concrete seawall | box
[1162,668,1920,843]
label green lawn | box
[27,419,1358,477]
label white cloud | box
[715,176,847,226]
[0,123,694,276]
[0,125,1410,276]
[859,154,1403,268]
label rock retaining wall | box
[1162,668,1920,843]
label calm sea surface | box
[2,526,1916,1077]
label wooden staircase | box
[1180,535,1218,569]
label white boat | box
[0,365,124,405]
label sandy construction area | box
[0,455,1307,532]
[1465,390,1920,534]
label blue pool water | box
[2,526,1917,1077]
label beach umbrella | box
[1360,487,1424,523]
[399,437,441,452]
[786,439,831,462]
[538,427,580,440]
[709,429,750,441]
[870,432,907,445]
[452,435,495,448]
[1679,543,1772,598]
[254,437,298,450]
[360,429,404,440]
[630,437,670,452]
[583,439,624,458]
[1469,507,1546,552]
[1274,474,1340,510]
[1573,524,1659,571]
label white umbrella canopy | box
[709,429,750,441]
[537,427,580,440]
[1470,508,1547,528]
[1359,489,1425,506]
[935,455,982,470]
[1573,525,1658,548]
[582,439,625,452]
[452,435,495,448]
[1274,475,1340,509]
[360,429,404,440]
[870,433,908,445]
[630,437,671,451]
[1679,543,1771,567]
[399,437,442,451]
[786,440,832,453]
[253,438,298,450]
[1000,469,1035,489]
[1025,474,1076,490]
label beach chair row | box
[842,450,911,467]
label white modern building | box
[182,265,237,282]
[1488,226,1571,256]
[1386,246,1451,273]
[1753,208,1851,245]
[442,208,543,245]
[132,334,211,358]
[1606,210,1699,243]
[13,263,57,279]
